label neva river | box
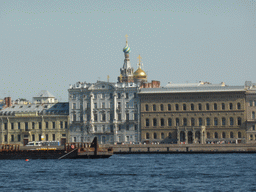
[1,154,256,192]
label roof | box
[33,90,55,98]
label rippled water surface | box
[1,154,256,191]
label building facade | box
[0,91,69,146]
[139,82,249,144]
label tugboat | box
[0,137,113,159]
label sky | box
[0,0,255,102]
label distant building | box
[33,90,58,104]
[0,91,69,146]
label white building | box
[68,36,148,144]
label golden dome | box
[133,68,147,79]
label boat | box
[0,137,113,159]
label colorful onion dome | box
[123,44,131,53]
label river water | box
[0,154,256,192]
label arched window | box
[206,103,210,110]
[161,133,164,139]
[222,132,226,138]
[175,104,179,111]
[153,118,157,126]
[146,133,150,139]
[237,103,241,109]
[222,118,226,126]
[215,132,218,138]
[154,133,157,139]
[168,104,171,111]
[237,117,241,126]
[230,117,234,126]
[214,103,217,110]
[161,118,164,126]
[206,118,210,126]
[207,132,210,139]
[191,104,194,110]
[191,118,195,126]
[238,132,242,138]
[168,118,172,126]
[153,104,156,111]
[222,103,225,110]
[168,132,172,139]
[183,118,187,126]
[183,104,186,111]
[230,132,234,138]
[176,118,179,126]
[146,119,149,127]
[198,103,202,110]
[199,118,202,126]
[145,104,149,111]
[252,111,255,119]
[229,103,233,110]
[160,104,164,111]
[214,118,218,126]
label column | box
[177,128,180,144]
[90,93,94,122]
[193,131,196,144]
[113,92,117,121]
[113,92,117,143]
[185,130,188,144]
[200,131,203,144]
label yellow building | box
[139,82,249,144]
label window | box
[206,103,210,110]
[237,117,241,126]
[198,104,202,111]
[161,118,164,126]
[118,102,121,109]
[134,93,137,98]
[176,118,179,126]
[238,132,241,138]
[252,111,255,119]
[154,133,157,139]
[94,103,97,109]
[183,118,187,126]
[118,93,121,99]
[32,122,35,129]
[230,132,234,138]
[199,118,202,126]
[215,132,218,139]
[110,93,113,99]
[134,113,138,121]
[160,104,164,111]
[39,134,41,141]
[73,114,76,122]
[229,103,233,110]
[102,114,106,121]
[11,123,14,130]
[52,122,55,129]
[168,133,172,139]
[94,126,97,132]
[65,122,67,129]
[125,102,129,109]
[134,102,138,108]
[168,118,172,126]
[4,123,7,130]
[4,135,7,142]
[183,104,186,111]
[102,102,105,108]
[161,133,164,139]
[45,122,48,129]
[126,93,129,99]
[222,103,225,110]
[175,104,179,111]
[52,134,55,141]
[146,133,149,139]
[250,134,253,140]
[253,125,255,131]
[222,132,226,138]
[250,100,253,106]
[39,122,41,129]
[168,104,171,111]
[222,118,226,126]
[206,118,210,126]
[103,125,106,132]
[214,118,218,126]
[191,104,194,111]
[94,114,98,121]
[230,117,234,126]
[153,118,157,126]
[146,119,149,127]
[11,135,14,142]
[126,113,129,121]
[153,105,156,111]
[46,134,48,141]
[118,113,121,121]
[145,104,149,111]
[214,103,217,110]
[191,118,195,126]
[126,124,129,131]
[135,125,138,131]
[207,132,210,139]
[237,103,241,109]
[60,121,63,129]
[72,103,76,109]
[32,134,35,141]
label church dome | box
[133,68,147,79]
[123,44,131,53]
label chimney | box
[4,97,12,108]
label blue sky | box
[0,0,255,101]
